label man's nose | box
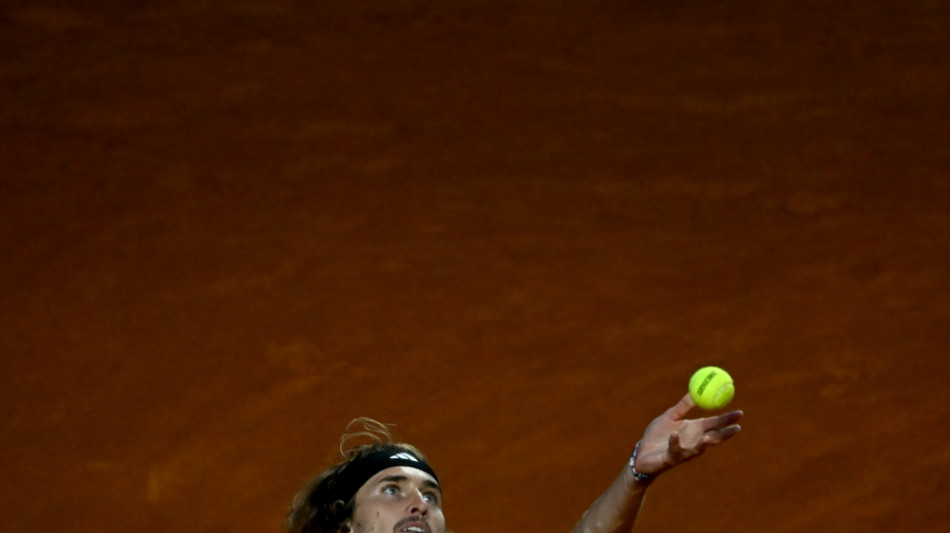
[406,490,429,515]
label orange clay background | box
[2,1,948,532]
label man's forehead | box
[364,465,440,489]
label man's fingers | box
[663,431,684,466]
[701,423,742,447]
[714,423,742,442]
[666,393,695,421]
[667,431,681,454]
[701,409,744,431]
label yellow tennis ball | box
[689,366,735,410]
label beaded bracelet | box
[628,441,655,484]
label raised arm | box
[570,394,743,533]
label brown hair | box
[286,418,432,533]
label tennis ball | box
[688,366,735,410]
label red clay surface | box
[2,1,948,532]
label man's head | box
[287,419,445,533]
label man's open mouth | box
[396,517,430,533]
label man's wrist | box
[628,441,655,485]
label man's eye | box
[383,485,400,495]
[423,492,439,504]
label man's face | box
[343,466,445,533]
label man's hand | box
[634,393,743,477]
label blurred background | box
[2,1,948,532]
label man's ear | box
[331,499,350,533]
